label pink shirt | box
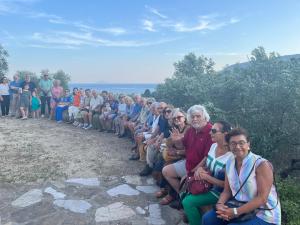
[51,86,63,99]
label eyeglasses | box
[210,128,221,134]
[173,116,184,120]
[147,102,152,105]
[229,141,248,148]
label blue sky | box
[1,0,300,83]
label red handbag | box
[186,171,212,195]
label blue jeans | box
[202,210,276,225]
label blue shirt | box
[9,80,21,94]
[129,103,142,119]
[158,116,171,138]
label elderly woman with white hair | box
[161,105,213,205]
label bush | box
[277,178,300,225]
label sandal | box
[155,189,168,198]
[159,194,174,205]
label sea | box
[69,83,158,94]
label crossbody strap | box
[232,157,261,199]
[233,157,279,211]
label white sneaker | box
[73,121,79,126]
[77,123,84,128]
[84,124,93,130]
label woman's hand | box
[216,205,235,221]
[194,167,209,180]
[170,128,182,141]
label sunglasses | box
[164,109,172,113]
[173,115,184,120]
[210,128,221,134]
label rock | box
[146,178,156,185]
[135,206,146,215]
[44,187,66,199]
[106,184,140,197]
[136,185,160,194]
[95,202,135,222]
[11,189,43,208]
[65,178,100,187]
[53,199,92,213]
[122,175,143,185]
[146,204,165,225]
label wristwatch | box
[233,208,238,217]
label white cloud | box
[145,5,167,19]
[174,21,210,32]
[142,20,155,32]
[29,30,177,48]
[230,18,240,24]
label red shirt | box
[182,123,213,172]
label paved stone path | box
[0,118,185,225]
[0,175,186,225]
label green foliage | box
[276,178,300,225]
[51,70,71,90]
[153,53,216,110]
[155,47,300,224]
[155,47,300,158]
[0,44,9,79]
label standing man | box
[39,72,53,117]
[21,74,37,93]
[9,74,21,117]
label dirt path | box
[0,118,184,225]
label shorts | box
[173,159,187,178]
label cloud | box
[173,21,210,32]
[29,30,177,48]
[145,5,167,19]
[142,20,155,32]
[73,22,126,36]
[230,18,240,24]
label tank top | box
[226,152,281,224]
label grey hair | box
[187,105,210,123]
[151,102,160,110]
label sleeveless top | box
[226,152,281,224]
[206,143,232,193]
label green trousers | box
[182,191,219,225]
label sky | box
[1,0,300,83]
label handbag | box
[185,170,212,195]
[220,157,278,223]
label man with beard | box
[161,105,213,205]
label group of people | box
[0,74,281,225]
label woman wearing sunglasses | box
[182,121,233,225]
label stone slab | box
[44,187,66,199]
[136,185,160,194]
[53,199,92,213]
[65,178,100,187]
[95,202,135,222]
[106,184,140,197]
[11,189,43,208]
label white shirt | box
[90,95,103,110]
[0,83,10,95]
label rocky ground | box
[0,118,185,225]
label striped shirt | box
[226,152,281,225]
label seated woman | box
[55,89,72,123]
[202,127,281,225]
[117,96,134,137]
[182,121,233,225]
[155,108,189,202]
